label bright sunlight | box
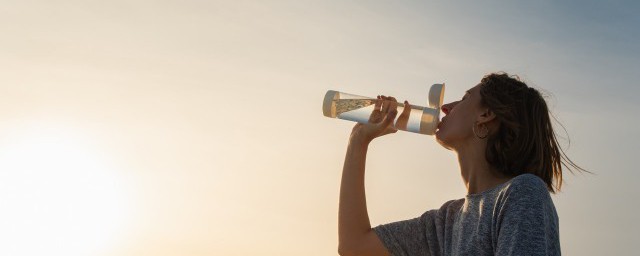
[0,121,130,256]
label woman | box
[338,73,586,256]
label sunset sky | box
[0,1,638,255]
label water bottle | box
[322,83,445,135]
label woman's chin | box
[435,130,454,150]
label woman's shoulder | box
[504,173,549,194]
[498,173,554,207]
[495,173,559,227]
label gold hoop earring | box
[473,122,489,139]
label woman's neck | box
[456,143,512,195]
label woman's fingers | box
[379,96,398,129]
[395,100,411,130]
[354,95,403,141]
[380,107,398,129]
[374,95,382,111]
[402,100,411,114]
[368,95,383,123]
[380,95,393,114]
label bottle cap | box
[323,90,338,118]
[420,83,445,135]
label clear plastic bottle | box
[322,84,445,135]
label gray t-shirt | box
[373,173,560,256]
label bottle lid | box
[420,83,445,135]
[323,90,339,118]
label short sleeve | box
[372,198,463,256]
[373,210,438,256]
[495,175,560,256]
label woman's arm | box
[338,96,406,256]
[338,138,389,256]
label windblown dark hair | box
[479,73,589,193]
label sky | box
[0,1,638,255]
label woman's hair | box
[479,72,589,193]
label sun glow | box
[0,122,130,256]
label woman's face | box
[435,83,486,151]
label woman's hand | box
[349,95,411,144]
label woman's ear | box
[477,108,496,125]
